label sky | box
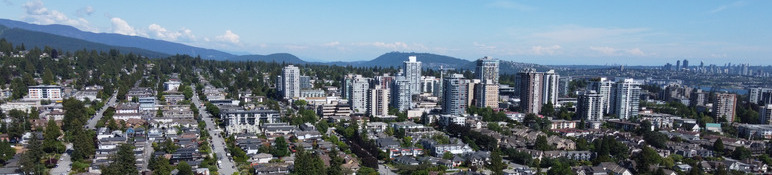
[0,0,770,66]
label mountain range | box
[0,18,547,73]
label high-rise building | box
[611,78,641,119]
[347,75,370,114]
[367,86,389,117]
[690,89,707,107]
[518,68,543,114]
[299,75,312,89]
[467,79,480,107]
[474,80,499,109]
[682,59,689,70]
[391,76,412,112]
[749,88,772,105]
[281,65,300,99]
[676,60,681,70]
[558,77,572,97]
[590,78,614,114]
[475,56,499,84]
[577,90,604,121]
[374,74,394,90]
[341,74,354,99]
[542,70,559,106]
[442,74,468,115]
[404,56,422,95]
[760,104,772,124]
[713,93,737,122]
[421,76,438,94]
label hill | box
[228,53,306,64]
[328,52,472,69]
[0,25,168,58]
[0,19,233,59]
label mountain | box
[228,53,306,64]
[327,52,472,69]
[0,19,234,59]
[0,25,168,58]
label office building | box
[690,89,707,107]
[442,74,468,115]
[577,91,604,121]
[281,65,300,99]
[713,93,737,123]
[475,56,499,84]
[611,78,641,119]
[682,59,689,70]
[391,76,412,112]
[404,56,422,95]
[421,76,438,94]
[367,87,390,117]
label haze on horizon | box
[0,0,770,66]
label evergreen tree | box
[0,141,15,164]
[534,135,552,151]
[176,161,193,175]
[328,150,344,175]
[43,69,54,85]
[71,120,95,161]
[102,143,138,175]
[488,149,506,175]
[713,138,725,156]
[20,134,44,174]
[43,119,65,153]
[271,136,289,157]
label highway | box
[192,91,238,175]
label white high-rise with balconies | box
[347,75,370,114]
[281,65,300,99]
[578,90,604,121]
[404,56,422,95]
[611,78,641,119]
[542,70,559,106]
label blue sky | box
[0,0,770,65]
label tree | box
[731,146,751,160]
[546,161,574,175]
[488,149,506,175]
[713,138,725,156]
[71,122,95,161]
[540,102,556,117]
[20,134,44,174]
[176,161,193,175]
[0,141,15,164]
[635,146,662,174]
[271,136,289,157]
[150,156,173,175]
[43,119,65,153]
[534,135,552,151]
[102,143,138,175]
[327,150,344,175]
[43,69,55,85]
[443,151,454,160]
[292,149,325,175]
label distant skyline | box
[0,0,770,65]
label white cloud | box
[531,45,561,55]
[147,24,195,42]
[110,17,140,36]
[486,0,536,11]
[322,41,340,47]
[76,6,94,17]
[21,0,96,32]
[589,46,617,55]
[530,25,648,43]
[590,46,645,56]
[710,1,746,13]
[215,30,240,44]
[473,42,497,50]
[367,42,409,50]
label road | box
[140,139,154,171]
[50,143,73,175]
[378,164,397,175]
[193,92,238,175]
[87,93,117,129]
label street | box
[49,143,73,175]
[193,92,238,175]
[378,164,397,175]
[87,93,117,129]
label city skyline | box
[0,0,770,65]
